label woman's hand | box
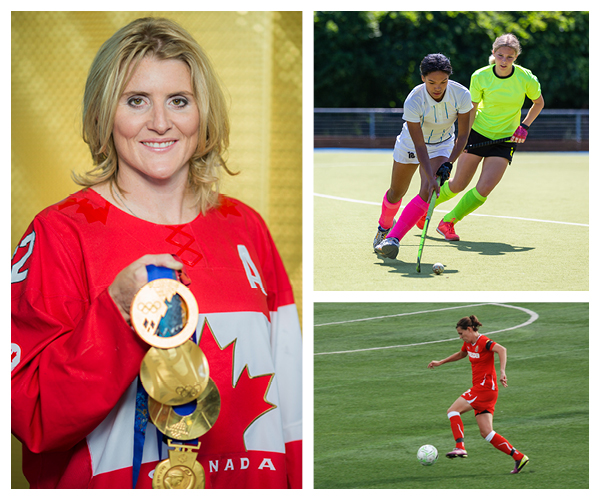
[510,125,528,143]
[108,254,183,324]
[421,170,440,199]
[500,371,508,387]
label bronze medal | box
[152,440,205,489]
[140,341,210,406]
[148,378,221,441]
[130,278,199,349]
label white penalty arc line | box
[314,193,588,227]
[314,303,539,356]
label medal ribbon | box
[132,265,182,489]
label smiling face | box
[112,56,200,186]
[421,70,449,102]
[491,46,518,76]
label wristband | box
[520,122,530,130]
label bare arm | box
[468,101,479,131]
[448,111,471,163]
[428,349,467,369]
[407,121,440,196]
[522,94,545,128]
[492,343,508,387]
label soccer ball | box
[417,444,438,466]
[432,263,444,275]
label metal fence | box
[314,108,589,151]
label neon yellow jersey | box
[470,64,542,140]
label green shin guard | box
[443,187,487,223]
[435,181,458,206]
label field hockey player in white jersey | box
[374,53,472,259]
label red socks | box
[486,431,524,461]
[447,411,466,450]
[448,413,524,461]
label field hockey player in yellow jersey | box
[419,34,544,241]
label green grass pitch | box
[314,151,588,291]
[314,302,589,489]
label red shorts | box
[461,387,498,415]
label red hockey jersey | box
[11,189,302,489]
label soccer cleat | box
[445,448,468,459]
[375,237,400,259]
[510,454,529,474]
[436,218,460,241]
[373,219,396,249]
[416,213,427,230]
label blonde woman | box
[419,34,544,241]
[11,18,302,489]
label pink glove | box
[511,125,528,143]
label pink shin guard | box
[387,194,427,241]
[378,191,402,229]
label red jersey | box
[461,334,497,391]
[11,189,302,489]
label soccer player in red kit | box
[427,315,529,474]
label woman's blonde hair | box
[488,33,522,65]
[75,17,233,214]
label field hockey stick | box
[416,177,441,273]
[465,136,512,150]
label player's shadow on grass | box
[426,235,534,256]
[374,254,459,278]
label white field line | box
[314,303,539,356]
[314,193,588,227]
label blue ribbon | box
[132,379,149,488]
[146,264,176,281]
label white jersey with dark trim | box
[401,79,472,144]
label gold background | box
[11,11,302,489]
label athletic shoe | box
[510,454,529,474]
[416,213,427,230]
[373,219,396,249]
[374,237,400,259]
[436,218,460,241]
[446,448,468,459]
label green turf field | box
[314,302,589,489]
[314,151,588,291]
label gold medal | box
[130,278,198,349]
[140,341,210,406]
[149,378,221,441]
[152,440,205,489]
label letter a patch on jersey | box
[237,245,267,295]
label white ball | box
[432,263,444,275]
[417,444,438,466]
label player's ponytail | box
[456,315,483,331]
[468,315,482,330]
